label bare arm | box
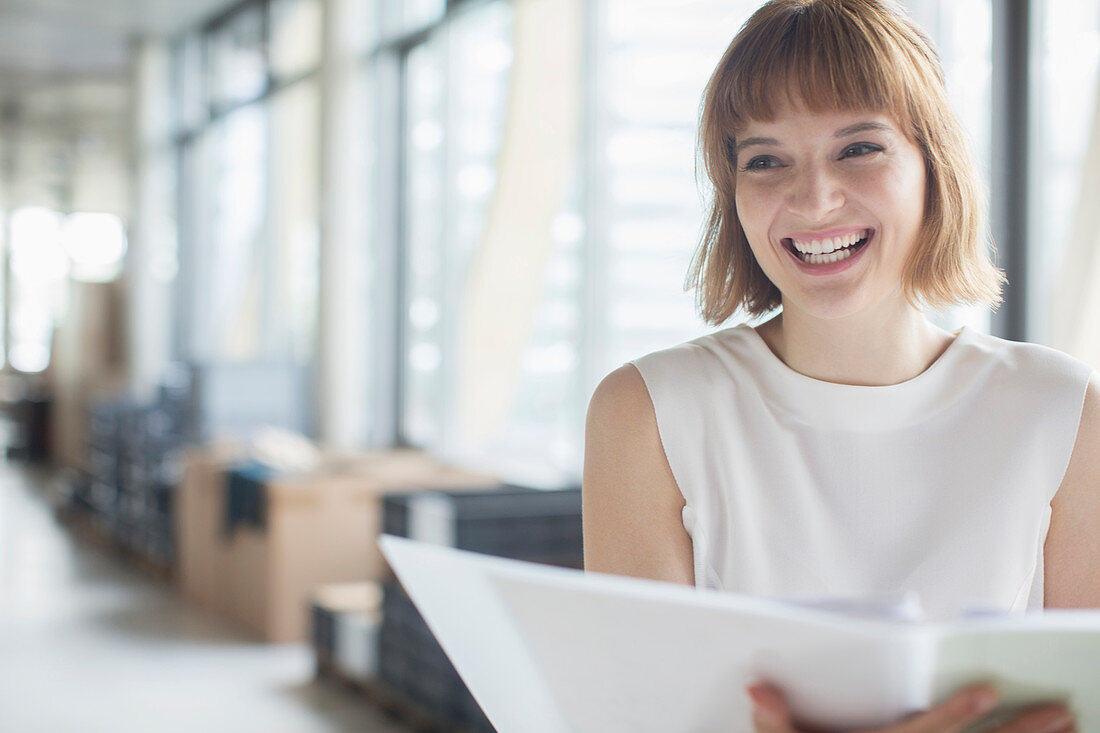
[582,364,695,585]
[1045,371,1100,607]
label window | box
[1030,0,1100,345]
[591,1,757,383]
[173,0,323,373]
[268,81,321,361]
[170,33,207,134]
[402,31,449,447]
[8,207,70,373]
[905,0,993,335]
[270,0,323,82]
[400,1,519,451]
[381,0,445,39]
[60,213,128,283]
[195,106,268,362]
[399,0,599,480]
[207,3,268,111]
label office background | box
[0,1,1097,731]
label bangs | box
[691,0,1002,324]
[719,1,934,133]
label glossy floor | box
[0,461,413,733]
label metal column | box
[990,0,1031,341]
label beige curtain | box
[454,0,582,451]
[1051,77,1100,367]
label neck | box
[754,303,956,387]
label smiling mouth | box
[781,229,873,265]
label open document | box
[377,535,1100,732]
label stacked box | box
[311,582,383,682]
[73,374,195,571]
[336,611,380,681]
[67,473,96,514]
[381,486,583,566]
[379,582,495,733]
[84,398,135,539]
[5,393,52,463]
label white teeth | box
[804,247,852,265]
[791,229,867,255]
[789,229,871,265]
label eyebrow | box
[731,121,895,157]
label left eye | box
[841,143,882,158]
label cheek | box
[894,176,927,238]
[734,184,769,236]
[733,187,748,226]
[886,156,927,223]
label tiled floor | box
[0,460,412,733]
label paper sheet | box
[376,535,570,733]
[379,536,927,732]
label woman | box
[582,0,1100,731]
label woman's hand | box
[746,682,1076,733]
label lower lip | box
[783,233,873,276]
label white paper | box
[379,536,925,731]
[376,535,570,733]
[931,614,1100,731]
[491,569,927,732]
[378,536,1100,733]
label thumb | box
[747,683,797,732]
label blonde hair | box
[689,0,1006,324]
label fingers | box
[746,681,1075,733]
[987,703,1075,733]
[877,683,999,733]
[747,683,796,733]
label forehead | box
[735,96,905,143]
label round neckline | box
[724,323,979,431]
[741,323,971,390]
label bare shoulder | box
[1045,371,1100,607]
[582,365,695,584]
[1056,371,1100,499]
[1077,370,1100,452]
[585,364,655,435]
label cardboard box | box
[228,452,500,643]
[175,443,244,616]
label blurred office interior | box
[0,0,1097,731]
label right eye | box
[741,155,779,172]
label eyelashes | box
[738,142,886,172]
[740,156,779,172]
[841,142,884,158]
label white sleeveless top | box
[630,324,1095,620]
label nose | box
[785,163,845,221]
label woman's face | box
[733,97,927,323]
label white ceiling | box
[0,0,240,122]
[0,0,239,80]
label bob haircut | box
[689,0,1006,324]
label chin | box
[784,287,907,325]
[781,293,880,324]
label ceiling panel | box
[0,0,241,35]
[0,11,127,76]
[0,0,242,79]
[0,0,242,127]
